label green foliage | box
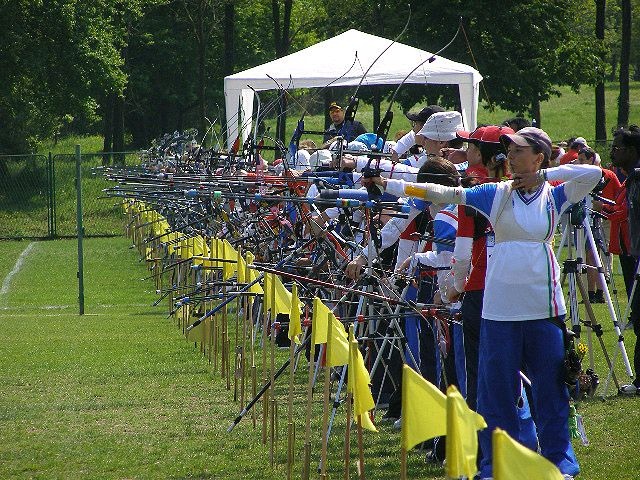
[0,0,639,151]
[0,237,638,479]
[0,1,128,152]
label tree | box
[180,0,221,144]
[0,1,126,153]
[595,0,607,143]
[618,0,631,127]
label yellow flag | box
[445,385,486,479]
[326,313,348,367]
[262,273,272,313]
[202,241,212,269]
[262,273,287,316]
[245,252,263,295]
[347,326,377,432]
[401,365,446,450]
[179,238,191,260]
[212,238,220,268]
[493,428,564,480]
[222,239,237,280]
[186,317,205,343]
[311,297,330,345]
[288,283,302,344]
[237,249,246,284]
[192,235,205,266]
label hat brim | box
[405,112,424,122]
[500,133,530,147]
[456,131,480,143]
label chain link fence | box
[0,154,52,239]
[52,152,139,237]
[0,151,139,239]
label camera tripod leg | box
[575,272,619,390]
[584,219,634,379]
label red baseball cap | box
[480,125,515,143]
[457,126,487,144]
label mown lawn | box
[0,237,639,479]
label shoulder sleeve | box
[601,169,622,199]
[393,131,416,156]
[456,205,474,238]
[545,165,602,212]
[461,182,498,218]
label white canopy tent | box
[223,29,483,149]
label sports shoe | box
[563,475,574,480]
[379,414,399,424]
[619,383,639,395]
[393,417,402,430]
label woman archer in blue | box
[368,127,602,480]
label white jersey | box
[387,164,602,321]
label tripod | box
[560,202,634,395]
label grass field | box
[1,237,639,479]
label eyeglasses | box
[611,145,627,152]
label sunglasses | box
[610,145,627,152]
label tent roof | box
[223,29,482,147]
[225,29,482,88]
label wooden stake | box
[302,328,315,480]
[269,304,277,466]
[400,447,407,480]
[320,364,331,478]
[344,393,352,480]
[356,417,365,480]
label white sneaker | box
[619,383,639,395]
[393,417,402,430]
[563,475,574,480]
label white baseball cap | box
[416,111,467,141]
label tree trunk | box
[617,0,631,128]
[196,5,207,145]
[272,0,292,147]
[113,94,125,164]
[222,1,235,147]
[531,98,541,130]
[373,86,381,132]
[276,96,287,160]
[102,93,114,165]
[609,54,618,82]
[271,0,281,56]
[324,88,332,133]
[595,0,606,144]
[223,2,235,76]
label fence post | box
[52,153,57,237]
[75,145,85,315]
[47,152,53,238]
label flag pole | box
[343,393,352,480]
[269,279,277,467]
[356,416,366,480]
[320,349,331,478]
[261,276,270,445]
[286,283,299,480]
[302,327,315,480]
[400,447,407,480]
